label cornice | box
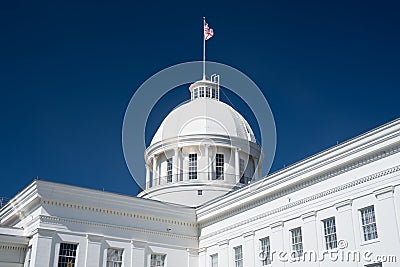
[198,142,400,226]
[199,164,400,240]
[40,198,196,228]
[39,215,198,241]
[0,243,27,251]
[146,134,260,160]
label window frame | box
[290,227,303,257]
[210,253,218,267]
[233,245,243,267]
[360,206,378,242]
[322,217,338,250]
[189,153,197,180]
[150,254,166,267]
[199,87,205,97]
[166,158,173,183]
[260,237,271,265]
[215,153,224,180]
[106,248,124,267]
[57,242,78,267]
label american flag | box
[204,23,214,40]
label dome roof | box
[150,98,256,145]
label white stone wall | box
[198,152,400,267]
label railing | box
[145,172,253,189]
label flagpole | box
[203,17,206,80]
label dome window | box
[215,153,224,180]
[189,154,198,180]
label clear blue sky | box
[1,1,400,199]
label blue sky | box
[1,1,400,199]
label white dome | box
[151,98,257,145]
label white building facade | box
[1,76,400,267]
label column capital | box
[131,240,147,248]
[243,231,255,239]
[86,234,104,243]
[270,221,284,231]
[374,186,394,200]
[335,199,353,212]
[218,240,229,247]
[31,228,56,238]
[301,211,317,223]
[187,248,199,256]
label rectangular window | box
[107,248,123,267]
[323,217,337,249]
[206,87,211,98]
[212,88,216,99]
[260,237,271,265]
[58,243,78,267]
[360,206,378,241]
[189,154,197,180]
[150,254,166,267]
[210,254,218,267]
[199,87,205,97]
[167,158,173,183]
[194,88,198,99]
[290,227,303,257]
[215,153,224,180]
[234,246,243,267]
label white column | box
[145,164,150,189]
[29,229,54,267]
[243,231,255,266]
[85,234,103,267]
[187,248,199,267]
[205,145,210,180]
[198,248,207,267]
[173,148,180,183]
[235,148,240,182]
[374,186,400,261]
[218,240,229,266]
[131,241,146,267]
[183,152,189,181]
[301,212,319,267]
[152,155,158,186]
[335,199,357,267]
[270,221,284,267]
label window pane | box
[360,206,378,241]
[323,217,337,249]
[189,154,197,179]
[290,228,303,257]
[150,254,166,267]
[106,248,123,267]
[260,237,271,265]
[58,243,78,267]
[167,159,173,183]
[210,254,218,267]
[234,246,243,267]
[215,154,224,180]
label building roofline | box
[196,117,400,219]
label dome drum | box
[138,77,263,207]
